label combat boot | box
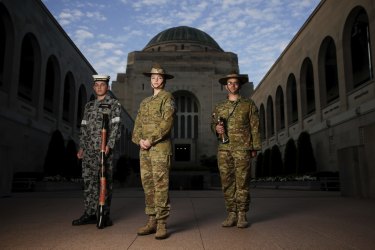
[237,211,249,228]
[155,220,168,240]
[221,211,237,227]
[137,216,157,235]
[72,213,97,226]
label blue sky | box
[42,0,321,87]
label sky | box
[42,0,321,87]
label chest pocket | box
[147,101,163,121]
[99,103,112,116]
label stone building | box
[112,26,252,167]
[251,0,375,197]
[0,0,136,195]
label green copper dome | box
[143,26,223,52]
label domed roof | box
[143,26,223,52]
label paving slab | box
[1,188,375,249]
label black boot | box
[97,215,113,229]
[72,213,97,226]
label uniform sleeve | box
[148,95,175,146]
[79,103,90,150]
[249,100,262,151]
[132,103,143,145]
[107,100,122,149]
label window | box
[275,86,285,131]
[287,74,298,125]
[172,91,199,139]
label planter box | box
[34,182,82,192]
[250,181,322,191]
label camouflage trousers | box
[217,150,251,212]
[140,149,171,220]
[82,148,113,216]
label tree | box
[43,130,65,176]
[297,131,316,174]
[262,148,271,177]
[114,155,131,184]
[270,145,283,176]
[65,139,79,178]
[255,152,263,178]
[284,139,297,175]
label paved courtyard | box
[1,187,375,249]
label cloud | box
[74,29,94,44]
[58,8,84,25]
[86,11,107,21]
[44,0,321,87]
[96,42,117,50]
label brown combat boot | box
[137,216,157,235]
[155,220,168,240]
[237,211,249,228]
[221,211,237,227]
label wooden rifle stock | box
[97,114,108,229]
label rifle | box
[217,117,229,144]
[97,113,108,229]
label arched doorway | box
[172,90,200,166]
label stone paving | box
[1,187,375,249]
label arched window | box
[300,58,315,116]
[259,104,266,140]
[0,5,6,87]
[275,86,285,131]
[44,55,60,114]
[343,7,373,91]
[62,72,75,123]
[0,4,14,91]
[266,96,274,137]
[351,9,372,87]
[173,91,199,139]
[77,85,87,128]
[287,74,298,125]
[319,36,339,106]
[18,33,41,103]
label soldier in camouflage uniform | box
[132,64,175,240]
[72,75,121,228]
[211,72,261,228]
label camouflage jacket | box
[211,96,261,151]
[132,89,175,154]
[79,94,122,150]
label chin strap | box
[151,82,164,89]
